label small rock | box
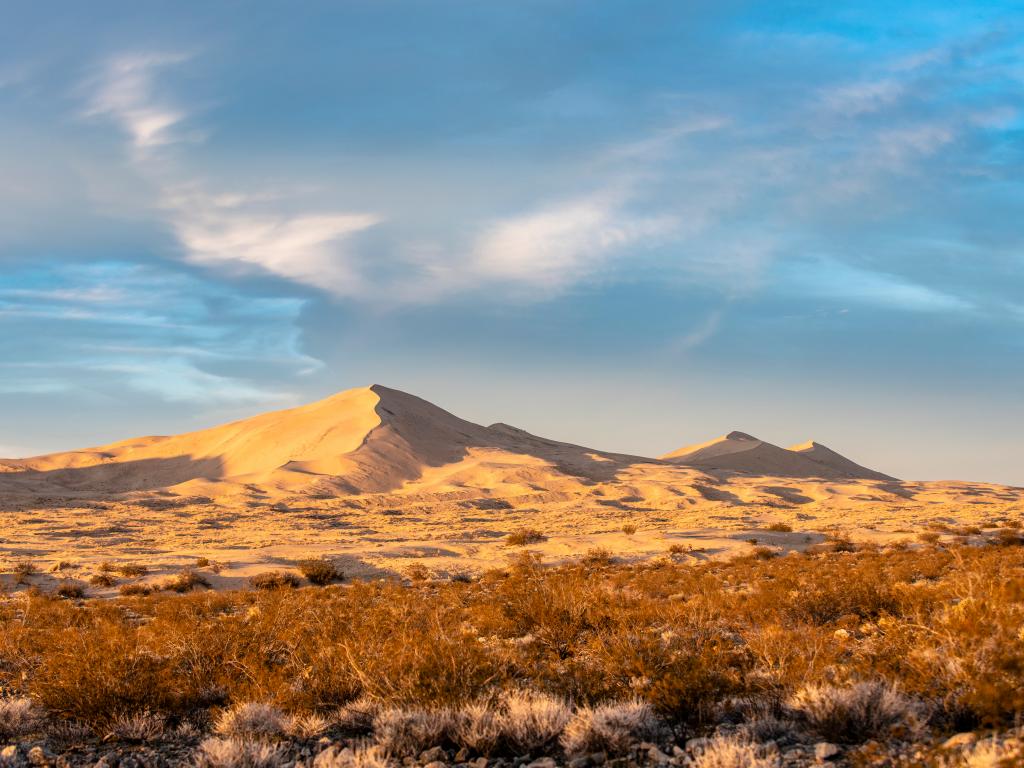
[0,746,22,768]
[527,760,556,768]
[646,746,670,765]
[685,738,710,753]
[404,759,417,767]
[472,760,488,768]
[26,747,49,768]
[942,733,978,750]
[589,753,607,766]
[670,746,685,759]
[454,749,470,763]
[814,742,841,762]
[783,749,804,761]
[568,757,590,768]
[423,762,447,768]
[421,748,447,764]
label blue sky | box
[1,1,1022,483]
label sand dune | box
[1,384,1020,592]
[661,430,892,480]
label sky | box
[1,1,1022,484]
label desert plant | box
[691,734,780,768]
[581,547,614,567]
[765,522,793,533]
[918,531,942,545]
[215,702,289,741]
[298,558,344,586]
[372,708,451,757]
[90,573,118,587]
[0,697,44,740]
[194,737,286,768]
[788,681,922,743]
[333,697,380,734]
[500,690,571,752]
[560,699,659,756]
[506,528,547,546]
[117,563,148,578]
[105,710,166,742]
[452,701,503,754]
[163,568,210,592]
[119,583,152,597]
[14,560,37,584]
[621,524,638,535]
[55,580,86,599]
[249,572,301,590]
[313,743,390,768]
[288,712,330,739]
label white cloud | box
[85,52,193,150]
[167,190,381,296]
[821,79,905,116]
[781,259,974,313]
[84,52,384,296]
[471,195,676,291]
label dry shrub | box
[90,573,117,588]
[298,558,344,586]
[765,522,793,533]
[249,572,301,590]
[452,701,503,754]
[501,690,571,752]
[195,737,286,768]
[14,560,36,583]
[288,712,330,739]
[163,568,210,592]
[118,563,148,578]
[506,528,547,546]
[691,734,780,768]
[404,564,430,581]
[955,737,1023,768]
[104,710,166,742]
[55,580,86,599]
[215,702,289,741]
[788,681,922,743]
[622,524,638,535]
[560,699,658,756]
[372,707,451,757]
[314,743,390,768]
[581,548,614,567]
[334,697,381,734]
[919,531,943,545]
[0,697,44,740]
[119,583,152,597]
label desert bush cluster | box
[2,540,1024,765]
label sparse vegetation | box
[119,582,152,597]
[297,557,344,585]
[55,580,86,599]
[248,571,301,590]
[117,563,148,578]
[621,523,638,535]
[162,568,211,593]
[89,572,117,588]
[1,542,1024,764]
[505,527,548,546]
[765,522,793,532]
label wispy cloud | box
[84,52,383,296]
[0,262,317,403]
[471,194,676,292]
[84,52,194,151]
[778,259,974,314]
[163,187,381,296]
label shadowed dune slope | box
[0,385,653,496]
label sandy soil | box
[1,385,1021,594]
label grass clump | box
[765,522,793,532]
[297,557,344,585]
[249,572,301,590]
[162,568,211,593]
[505,528,547,546]
[55,581,86,599]
[117,563,148,578]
